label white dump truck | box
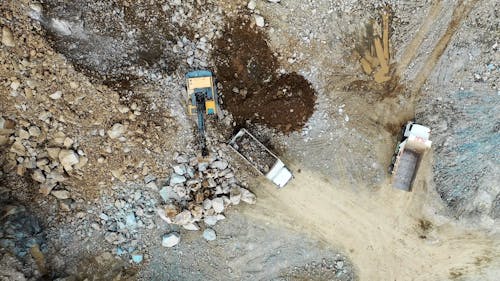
[389,122,432,191]
[229,129,293,188]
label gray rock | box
[203,228,216,241]
[173,165,187,175]
[182,223,199,231]
[211,160,228,170]
[204,215,218,226]
[51,190,70,199]
[126,213,137,228]
[254,15,265,27]
[144,174,156,184]
[107,123,126,139]
[176,154,189,163]
[212,197,224,213]
[247,0,256,10]
[229,187,242,205]
[198,162,209,172]
[203,198,212,210]
[173,210,192,225]
[162,232,180,247]
[241,188,256,204]
[170,174,186,185]
[1,27,15,47]
[58,149,79,171]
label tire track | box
[411,0,479,95]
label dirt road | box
[244,168,500,280]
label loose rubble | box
[156,153,256,242]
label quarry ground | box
[1,0,499,281]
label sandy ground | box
[246,168,500,281]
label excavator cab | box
[186,70,218,156]
[186,70,217,116]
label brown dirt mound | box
[214,17,316,133]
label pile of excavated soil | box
[214,17,316,133]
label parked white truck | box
[229,129,293,188]
[389,122,432,191]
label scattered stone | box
[159,186,181,202]
[175,154,189,163]
[144,174,156,184]
[229,187,242,205]
[203,198,212,210]
[51,190,70,199]
[203,228,216,241]
[173,165,187,175]
[46,147,61,160]
[125,213,137,228]
[49,91,62,100]
[212,197,224,213]
[182,223,200,231]
[162,232,180,247]
[131,254,143,263]
[169,174,186,185]
[31,169,45,183]
[241,188,256,204]
[107,123,126,139]
[204,215,218,226]
[247,0,256,10]
[211,160,228,170]
[173,210,192,225]
[28,126,41,137]
[58,149,79,171]
[255,15,265,27]
[1,27,15,47]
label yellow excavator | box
[186,70,218,156]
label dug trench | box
[214,16,317,134]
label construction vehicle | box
[389,122,432,191]
[186,70,218,156]
[229,128,293,188]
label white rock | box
[254,15,265,27]
[2,27,15,47]
[241,188,256,204]
[173,165,187,175]
[182,223,200,231]
[49,91,62,100]
[10,80,20,90]
[51,190,70,199]
[229,187,242,205]
[58,149,79,171]
[28,126,41,137]
[268,0,281,3]
[159,186,181,202]
[203,228,216,241]
[31,169,45,183]
[162,232,180,247]
[170,174,186,185]
[202,198,212,210]
[211,160,228,170]
[247,0,256,10]
[173,210,192,225]
[107,123,126,139]
[204,215,218,226]
[212,197,224,213]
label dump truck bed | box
[229,129,292,188]
[392,149,420,191]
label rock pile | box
[0,116,87,198]
[157,153,256,232]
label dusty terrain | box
[1,0,499,280]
